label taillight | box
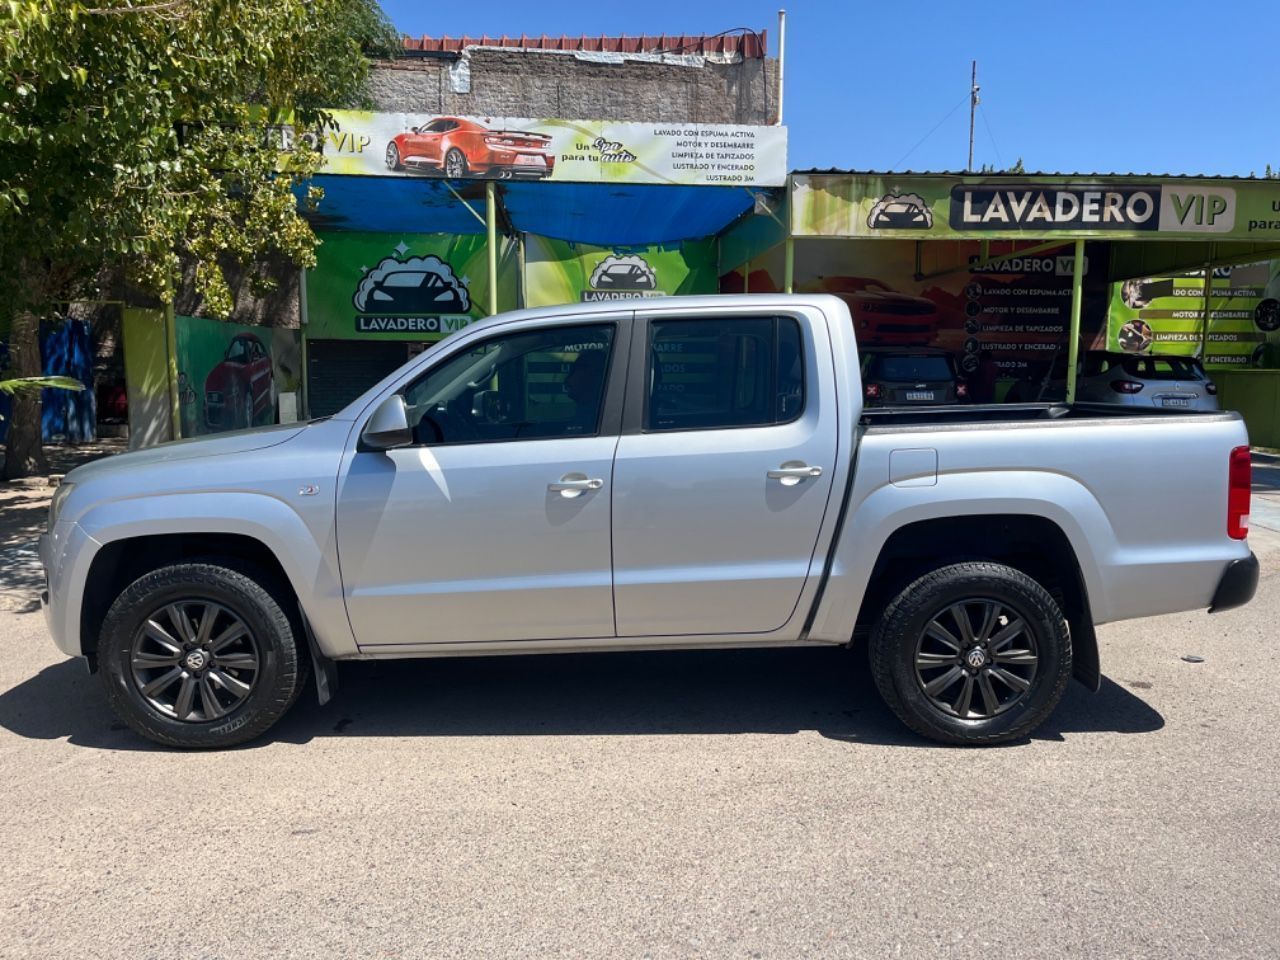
[1206,381,1218,395]
[864,382,881,400]
[956,383,968,398]
[1228,445,1251,539]
[1110,380,1144,394]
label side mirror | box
[360,394,412,451]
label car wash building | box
[717,170,1280,443]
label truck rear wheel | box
[869,562,1071,745]
[98,560,308,749]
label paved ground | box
[1,446,1278,959]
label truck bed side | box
[808,411,1251,642]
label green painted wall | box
[1216,370,1280,449]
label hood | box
[66,422,306,485]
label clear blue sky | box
[378,0,1279,177]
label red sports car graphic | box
[820,277,941,345]
[204,333,274,430]
[385,116,556,180]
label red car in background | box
[385,117,556,180]
[205,333,274,431]
[820,276,940,345]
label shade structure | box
[302,174,761,245]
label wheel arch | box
[854,514,1100,691]
[74,493,357,661]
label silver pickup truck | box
[39,294,1259,748]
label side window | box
[646,316,805,432]
[402,324,614,445]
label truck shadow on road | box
[0,648,1164,751]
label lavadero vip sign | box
[523,236,718,308]
[305,233,517,341]
[792,174,1280,240]
[305,111,787,186]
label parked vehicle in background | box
[204,333,274,430]
[1008,351,1219,411]
[385,116,555,180]
[1075,352,1220,411]
[41,295,1257,750]
[820,277,940,345]
[861,348,964,406]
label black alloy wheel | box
[870,562,1071,745]
[99,560,308,748]
[912,598,1039,720]
[129,601,261,722]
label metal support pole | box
[163,300,181,440]
[784,237,795,294]
[1200,248,1215,360]
[776,10,786,125]
[517,232,527,309]
[1066,238,1085,405]
[486,179,498,316]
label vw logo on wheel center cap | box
[965,647,987,669]
[184,650,208,671]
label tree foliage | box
[0,0,397,475]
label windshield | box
[867,356,953,381]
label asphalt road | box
[1,475,1278,958]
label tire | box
[443,147,467,179]
[98,560,309,749]
[869,562,1071,746]
[385,141,402,171]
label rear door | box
[611,307,840,636]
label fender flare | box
[75,491,358,659]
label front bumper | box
[1209,552,1259,613]
[39,521,102,658]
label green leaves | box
[0,0,397,319]
[0,376,85,396]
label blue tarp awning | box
[500,181,755,246]
[303,174,762,245]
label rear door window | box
[646,316,804,432]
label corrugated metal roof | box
[402,31,768,59]
[794,168,1265,181]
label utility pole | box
[967,60,980,172]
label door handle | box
[548,473,604,498]
[768,462,823,486]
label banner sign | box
[175,315,301,436]
[795,174,1280,241]
[1105,261,1280,369]
[305,111,787,187]
[523,236,718,308]
[305,232,516,341]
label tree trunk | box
[3,309,47,480]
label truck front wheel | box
[98,560,308,749]
[869,562,1071,745]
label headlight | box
[48,482,75,531]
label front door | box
[611,311,839,636]
[335,320,627,647]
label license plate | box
[515,154,546,166]
[905,391,935,401]
[1161,397,1190,408]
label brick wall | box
[367,49,780,125]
